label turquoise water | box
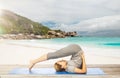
[12,37,120,48]
[43,37,120,47]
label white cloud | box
[0,0,120,24]
[52,15,120,36]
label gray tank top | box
[47,44,83,73]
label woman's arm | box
[29,54,47,71]
[74,53,87,74]
[31,54,47,64]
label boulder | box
[48,31,56,35]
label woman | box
[29,44,87,74]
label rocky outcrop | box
[46,30,77,38]
[47,30,65,38]
[65,31,77,37]
[0,30,77,40]
[0,34,43,40]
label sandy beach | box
[0,40,120,65]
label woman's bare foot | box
[29,60,35,71]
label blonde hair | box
[54,60,66,72]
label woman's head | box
[54,60,67,72]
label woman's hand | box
[29,60,35,71]
[81,51,85,59]
[81,53,84,58]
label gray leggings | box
[47,44,82,60]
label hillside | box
[0,9,50,35]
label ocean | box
[8,37,120,48]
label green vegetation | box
[54,29,62,32]
[0,10,50,35]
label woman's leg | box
[47,44,81,59]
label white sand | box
[0,40,120,65]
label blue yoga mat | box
[9,68,105,75]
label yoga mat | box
[9,68,105,75]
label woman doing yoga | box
[29,44,87,74]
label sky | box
[0,0,120,36]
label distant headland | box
[0,9,77,40]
